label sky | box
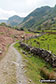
[0,0,56,19]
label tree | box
[0,23,6,26]
[20,28,24,31]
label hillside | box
[7,15,24,26]
[0,26,35,60]
[0,26,24,59]
[19,5,56,30]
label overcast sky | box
[0,0,56,19]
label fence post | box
[47,44,49,50]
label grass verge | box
[14,43,55,84]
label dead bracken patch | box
[0,26,34,60]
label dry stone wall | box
[20,42,56,67]
[26,33,46,40]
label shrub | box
[40,68,49,79]
[49,72,56,79]
[40,68,56,79]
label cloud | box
[26,0,37,6]
[0,8,34,20]
[0,8,18,19]
[0,0,56,19]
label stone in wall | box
[19,42,56,67]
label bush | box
[40,68,56,79]
[0,23,6,26]
[20,28,24,31]
[40,68,49,79]
[49,72,56,79]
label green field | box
[25,33,56,55]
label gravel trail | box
[0,43,28,84]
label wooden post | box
[39,44,40,48]
[47,44,49,50]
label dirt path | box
[0,43,28,84]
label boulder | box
[50,55,56,67]
[25,45,31,51]
[22,51,27,55]
[0,50,2,54]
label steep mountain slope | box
[19,5,56,30]
[7,15,24,26]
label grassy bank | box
[25,33,56,55]
[14,43,55,84]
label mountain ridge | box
[19,5,56,30]
[7,15,24,26]
[0,15,24,27]
[1,5,56,30]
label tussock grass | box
[40,68,56,80]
